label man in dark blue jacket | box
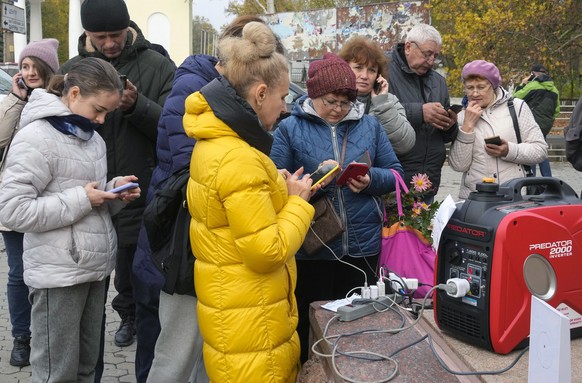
[388,23,458,202]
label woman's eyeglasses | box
[410,41,439,63]
[321,98,353,111]
[464,84,491,95]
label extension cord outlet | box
[337,295,394,322]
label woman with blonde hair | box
[183,21,314,382]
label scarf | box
[45,114,100,141]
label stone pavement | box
[0,162,582,382]
[0,260,137,382]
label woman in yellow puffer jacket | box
[183,22,315,382]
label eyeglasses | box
[321,98,353,111]
[410,41,439,63]
[464,84,491,95]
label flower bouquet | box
[380,172,440,297]
[384,173,441,245]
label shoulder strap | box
[508,97,521,143]
[508,97,533,175]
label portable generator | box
[434,177,582,354]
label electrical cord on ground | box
[427,336,529,376]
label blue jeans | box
[2,231,31,338]
[533,159,552,177]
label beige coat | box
[449,88,548,199]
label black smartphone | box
[373,80,381,93]
[449,104,463,114]
[119,74,127,89]
[484,136,502,146]
[17,75,28,90]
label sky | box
[193,0,235,32]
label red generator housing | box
[434,178,582,354]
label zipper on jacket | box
[330,124,350,256]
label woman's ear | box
[255,83,268,106]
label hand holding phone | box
[309,163,339,190]
[449,104,463,114]
[119,74,128,89]
[110,182,139,193]
[484,136,502,146]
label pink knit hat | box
[461,60,502,89]
[306,53,357,101]
[19,38,60,74]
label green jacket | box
[513,74,560,136]
[59,21,175,245]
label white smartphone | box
[110,182,139,193]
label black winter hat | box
[81,0,130,32]
[530,64,548,74]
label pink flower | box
[411,173,432,192]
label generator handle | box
[500,177,578,201]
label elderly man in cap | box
[513,63,560,177]
[59,0,175,382]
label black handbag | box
[302,196,345,255]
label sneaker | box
[10,336,31,367]
[114,317,135,347]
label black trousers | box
[295,254,378,363]
[112,246,137,320]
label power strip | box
[337,295,396,322]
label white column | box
[69,0,84,58]
[28,0,42,41]
[12,0,27,62]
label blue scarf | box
[44,114,100,141]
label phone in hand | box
[449,104,463,114]
[373,79,382,93]
[110,182,139,193]
[119,74,128,89]
[309,163,339,190]
[484,136,502,146]
[17,76,28,90]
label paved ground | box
[1,162,581,382]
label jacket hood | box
[488,87,512,111]
[20,89,71,129]
[533,74,557,90]
[392,43,415,76]
[185,77,273,155]
[175,54,218,85]
[76,21,149,63]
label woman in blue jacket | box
[270,53,403,363]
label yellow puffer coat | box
[184,90,314,383]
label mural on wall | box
[264,1,429,61]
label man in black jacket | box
[565,96,582,171]
[388,23,458,202]
[60,0,175,381]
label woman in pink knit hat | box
[0,38,59,368]
[448,59,548,199]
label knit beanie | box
[81,0,130,32]
[461,60,502,89]
[19,38,60,74]
[306,53,357,101]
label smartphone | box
[119,74,128,89]
[310,163,339,190]
[484,136,502,146]
[373,79,381,93]
[336,163,370,185]
[17,76,28,90]
[110,182,139,193]
[449,104,463,114]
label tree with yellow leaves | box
[431,0,581,99]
